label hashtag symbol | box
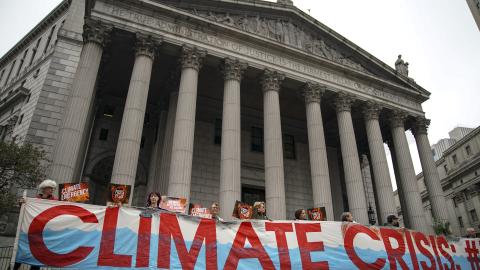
[465,240,480,269]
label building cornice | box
[442,126,480,156]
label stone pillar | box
[158,91,178,194]
[335,92,369,224]
[387,138,410,227]
[219,59,247,220]
[389,111,428,232]
[412,117,450,223]
[303,82,334,220]
[363,102,397,224]
[147,106,167,193]
[261,69,286,220]
[110,34,158,204]
[50,19,111,183]
[167,46,206,200]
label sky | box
[1,0,479,189]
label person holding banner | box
[146,192,161,208]
[210,202,224,221]
[36,179,58,200]
[295,208,308,220]
[341,212,354,222]
[252,201,269,220]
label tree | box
[0,141,48,212]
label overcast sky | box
[1,0,479,189]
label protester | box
[341,212,354,222]
[146,192,161,208]
[210,202,224,221]
[386,214,400,227]
[295,209,308,220]
[36,179,58,200]
[466,227,477,238]
[252,201,269,220]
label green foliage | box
[0,141,48,212]
[433,220,452,236]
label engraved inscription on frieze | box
[98,4,422,112]
[190,9,370,74]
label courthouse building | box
[0,0,449,233]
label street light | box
[368,204,376,225]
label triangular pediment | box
[115,0,429,97]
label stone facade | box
[0,0,449,234]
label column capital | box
[82,18,112,47]
[261,69,285,93]
[302,82,325,104]
[134,33,160,59]
[362,101,382,121]
[389,110,408,129]
[411,116,430,136]
[334,92,355,112]
[221,58,247,81]
[180,46,206,71]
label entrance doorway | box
[241,185,265,206]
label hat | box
[387,214,399,223]
[38,179,57,190]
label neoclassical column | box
[335,92,369,224]
[219,59,247,220]
[362,102,397,224]
[261,69,286,220]
[167,46,206,200]
[303,82,334,220]
[389,111,428,232]
[158,91,178,194]
[412,117,450,223]
[110,34,158,204]
[50,19,111,183]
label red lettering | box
[295,223,328,270]
[135,216,151,267]
[405,230,419,270]
[224,222,275,270]
[344,224,386,270]
[437,236,454,270]
[429,235,444,270]
[28,205,98,267]
[380,227,409,270]
[97,207,132,267]
[265,222,293,270]
[413,232,436,270]
[158,213,217,269]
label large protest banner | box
[14,198,480,269]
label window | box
[33,68,40,78]
[283,134,296,159]
[44,25,56,54]
[103,105,114,117]
[18,114,24,125]
[99,128,108,141]
[466,145,472,156]
[470,209,479,222]
[251,127,263,152]
[0,69,5,86]
[16,49,29,76]
[214,118,222,145]
[29,38,42,66]
[5,60,16,84]
[443,164,448,174]
[452,154,458,165]
[25,94,31,103]
[458,216,464,228]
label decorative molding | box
[82,18,112,47]
[389,110,408,129]
[362,101,382,121]
[180,46,206,71]
[261,69,284,93]
[411,117,430,136]
[221,58,247,81]
[134,33,159,59]
[302,82,325,104]
[334,92,355,113]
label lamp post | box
[368,204,376,225]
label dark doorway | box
[241,185,265,205]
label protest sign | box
[107,184,131,204]
[189,204,212,219]
[58,182,89,202]
[159,196,187,213]
[14,199,479,269]
[307,207,326,221]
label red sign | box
[59,182,89,202]
[108,184,131,204]
[160,196,187,213]
[189,204,212,219]
[307,207,327,221]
